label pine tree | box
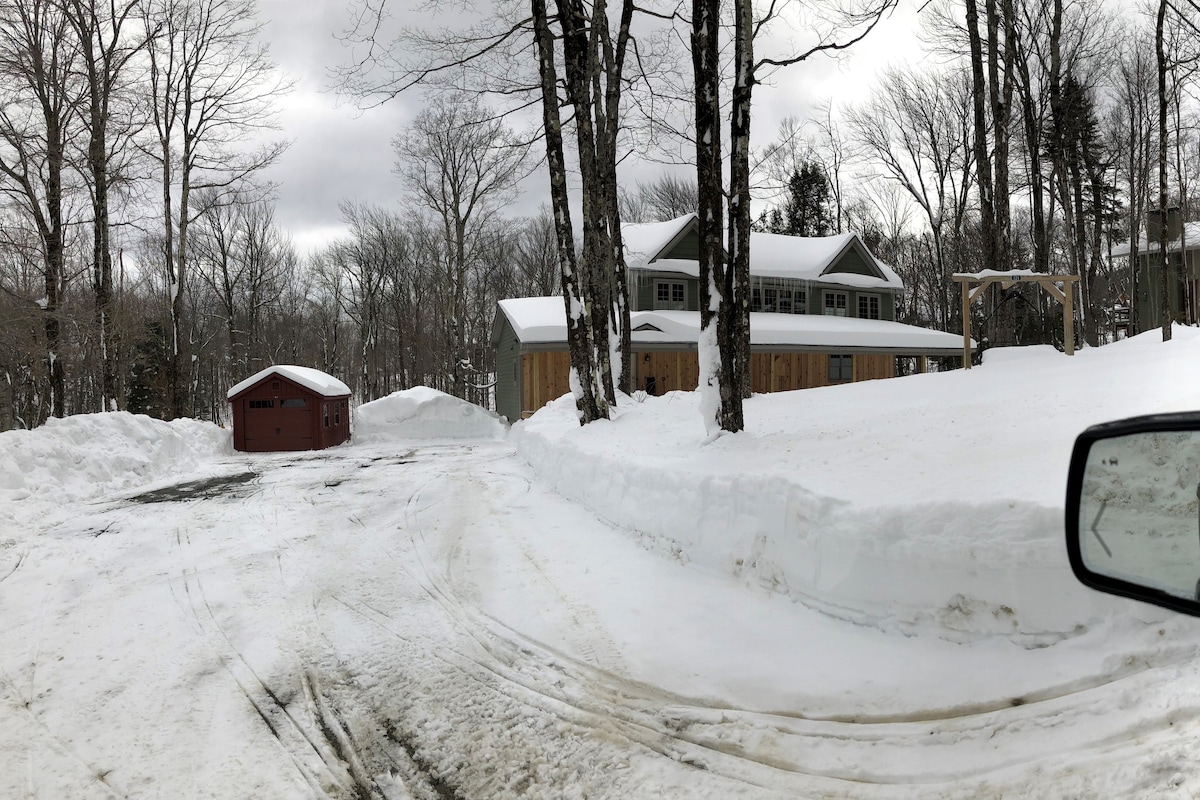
[756,161,834,237]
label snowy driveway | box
[5,438,1200,798]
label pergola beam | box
[951,272,1080,368]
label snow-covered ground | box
[5,330,1200,798]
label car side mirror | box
[1066,412,1200,617]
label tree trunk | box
[726,0,752,415]
[532,0,606,422]
[1157,0,1171,341]
[966,0,995,274]
[599,0,634,395]
[692,0,731,436]
[560,0,615,410]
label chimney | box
[1147,206,1183,244]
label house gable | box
[656,223,700,262]
[819,238,889,282]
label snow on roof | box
[638,258,699,278]
[1112,221,1200,257]
[498,297,966,352]
[622,216,902,290]
[751,231,901,288]
[621,214,696,269]
[227,365,351,400]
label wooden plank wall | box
[635,352,700,394]
[750,353,827,392]
[854,353,895,382]
[750,352,894,392]
[526,350,898,412]
[521,351,572,415]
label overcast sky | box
[252,0,928,255]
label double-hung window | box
[824,291,848,316]
[655,280,686,310]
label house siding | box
[634,273,701,311]
[662,227,701,260]
[515,347,900,412]
[495,320,522,421]
[1136,250,1192,327]
[521,351,572,417]
[828,247,875,278]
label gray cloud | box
[251,0,919,254]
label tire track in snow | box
[378,445,1200,794]
[171,516,383,800]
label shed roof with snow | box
[227,365,351,400]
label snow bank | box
[354,387,507,442]
[513,330,1200,641]
[0,412,230,505]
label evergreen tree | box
[755,161,834,237]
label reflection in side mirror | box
[1066,412,1200,616]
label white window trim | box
[857,292,881,320]
[654,279,687,310]
[823,291,848,317]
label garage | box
[227,365,351,452]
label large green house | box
[492,213,964,421]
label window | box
[323,403,330,428]
[655,280,686,310]
[248,399,274,409]
[828,354,853,383]
[857,294,881,320]
[334,404,341,425]
[824,292,848,316]
[281,398,306,408]
[750,280,806,314]
[271,381,281,391]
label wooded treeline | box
[0,0,561,431]
[4,0,1200,432]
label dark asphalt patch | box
[127,471,258,504]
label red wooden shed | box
[227,365,351,452]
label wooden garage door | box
[242,398,313,451]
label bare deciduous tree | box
[393,94,530,399]
[143,0,289,418]
[0,0,81,419]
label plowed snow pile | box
[0,412,230,505]
[355,386,507,441]
[513,326,1200,639]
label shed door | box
[242,398,313,451]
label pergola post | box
[1063,282,1075,356]
[961,279,972,369]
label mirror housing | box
[1066,411,1200,617]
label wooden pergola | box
[951,271,1081,369]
